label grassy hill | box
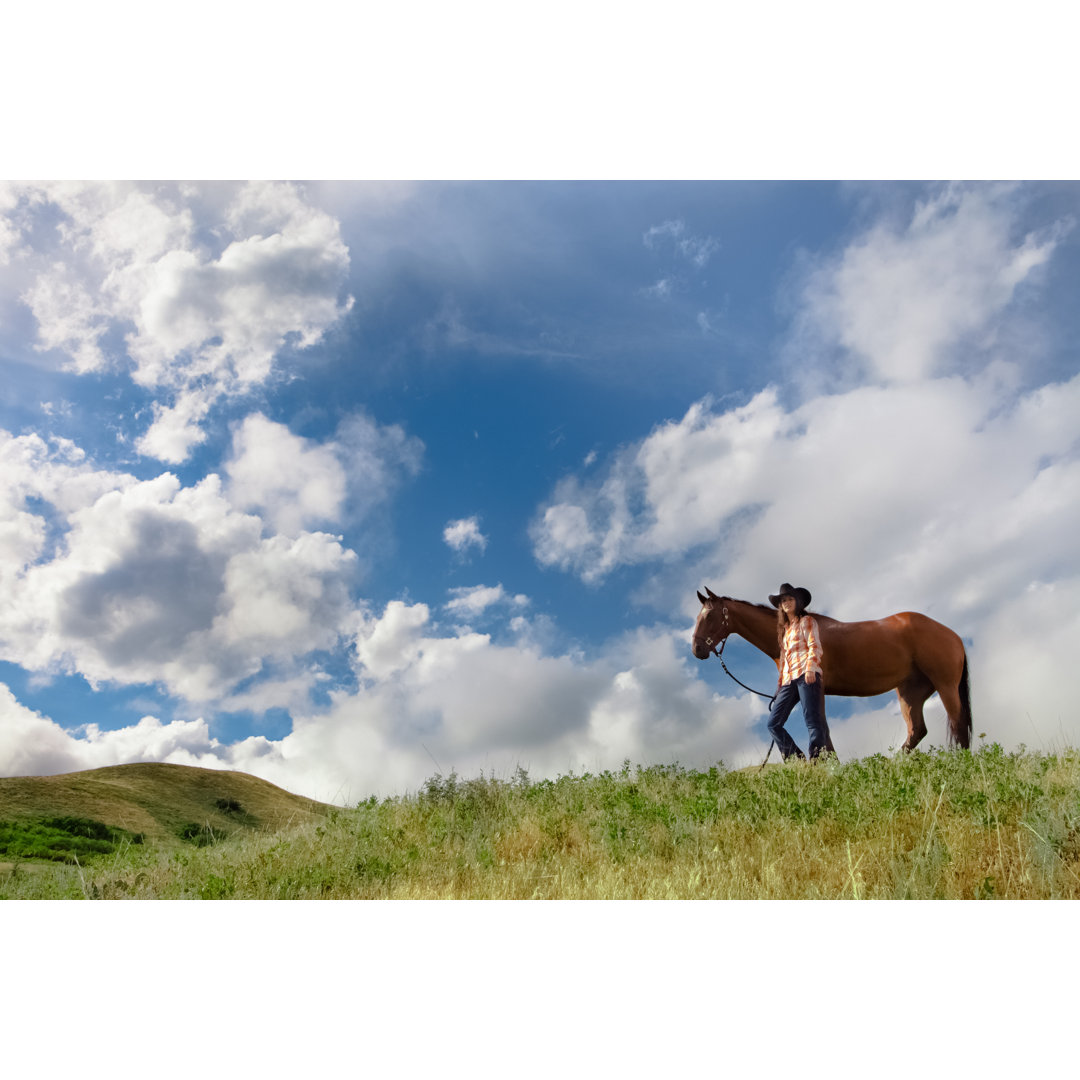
[0,762,331,863]
[2,745,1079,899]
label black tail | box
[954,654,972,749]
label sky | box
[1,178,1078,802]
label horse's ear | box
[697,590,708,605]
[704,586,719,600]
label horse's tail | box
[953,653,972,749]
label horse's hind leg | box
[917,647,972,748]
[935,680,969,749]
[897,674,934,751]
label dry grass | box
[3,744,1079,899]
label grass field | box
[2,743,1078,899]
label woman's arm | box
[804,617,823,683]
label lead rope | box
[711,636,777,771]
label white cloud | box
[0,681,275,780]
[0,683,90,777]
[353,600,432,681]
[968,577,1080,752]
[225,413,347,535]
[793,183,1069,386]
[134,386,215,463]
[4,181,354,461]
[445,584,529,619]
[224,411,423,536]
[0,430,134,596]
[20,265,112,373]
[215,531,358,662]
[443,515,487,555]
[0,430,359,703]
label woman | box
[766,583,835,761]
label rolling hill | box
[0,762,332,850]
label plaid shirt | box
[779,615,823,685]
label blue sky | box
[2,179,1079,801]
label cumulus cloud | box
[135,386,216,463]
[4,181,354,461]
[5,402,423,711]
[443,516,487,555]
[352,600,432,681]
[224,412,423,536]
[0,429,359,703]
[225,413,347,535]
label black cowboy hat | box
[769,583,811,608]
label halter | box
[697,602,778,771]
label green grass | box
[0,816,144,862]
[3,744,1079,899]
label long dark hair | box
[776,597,808,651]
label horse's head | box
[692,586,730,660]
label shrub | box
[0,816,142,862]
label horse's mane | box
[722,595,836,624]
[718,595,772,612]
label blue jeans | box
[767,675,833,760]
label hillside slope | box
[0,762,332,844]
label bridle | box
[695,603,777,703]
[696,601,778,770]
[693,600,730,658]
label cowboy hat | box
[768,583,811,608]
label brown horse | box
[691,586,972,750]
